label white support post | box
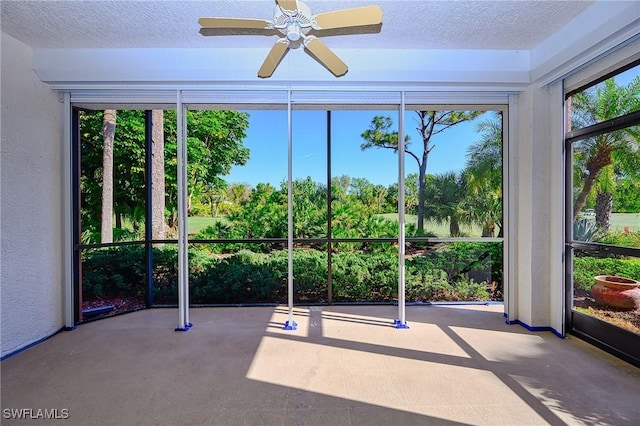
[505,94,517,325]
[396,93,409,329]
[182,101,191,328]
[176,91,191,331]
[284,90,297,331]
[63,92,75,330]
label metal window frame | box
[65,89,510,332]
[564,68,640,366]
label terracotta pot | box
[591,275,640,310]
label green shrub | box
[332,252,373,301]
[573,218,602,242]
[573,256,640,291]
[405,270,489,302]
[150,246,215,305]
[406,242,501,284]
[406,269,451,300]
[82,245,146,299]
[292,250,328,300]
[192,223,274,254]
[331,251,398,301]
[452,280,490,301]
[598,231,640,248]
[192,250,280,304]
[151,246,179,305]
[403,242,498,301]
[83,243,500,305]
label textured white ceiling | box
[1,0,596,50]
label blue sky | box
[613,66,638,88]
[225,64,638,188]
[226,109,493,187]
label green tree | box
[80,110,147,241]
[373,184,389,214]
[424,172,466,237]
[613,177,640,212]
[163,110,250,228]
[80,109,250,242]
[462,113,503,237]
[331,175,351,202]
[571,76,640,219]
[201,184,228,217]
[350,177,377,212]
[361,111,482,232]
[228,182,287,238]
[593,165,615,231]
[227,183,252,206]
[290,177,327,238]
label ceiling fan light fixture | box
[286,22,301,41]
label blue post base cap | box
[394,319,410,329]
[175,326,190,332]
[186,322,194,329]
[283,320,298,331]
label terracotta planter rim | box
[594,275,640,288]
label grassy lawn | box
[186,212,639,238]
[188,216,229,235]
[379,213,485,237]
[391,212,640,236]
[609,213,640,232]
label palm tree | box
[590,165,616,231]
[361,111,481,233]
[463,113,503,236]
[460,174,502,237]
[373,184,388,214]
[424,172,466,237]
[227,183,252,207]
[571,76,640,219]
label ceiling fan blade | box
[258,41,290,78]
[198,17,272,30]
[304,38,348,77]
[314,5,383,30]
[276,0,299,12]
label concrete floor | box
[2,304,639,425]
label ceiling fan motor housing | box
[274,0,313,44]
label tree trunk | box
[151,110,166,241]
[167,211,177,232]
[595,192,612,232]
[573,146,612,218]
[417,166,426,232]
[482,222,495,237]
[573,170,598,219]
[101,110,116,243]
[415,111,434,234]
[449,218,460,237]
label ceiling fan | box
[198,0,383,78]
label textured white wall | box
[511,82,565,332]
[539,82,565,335]
[1,32,64,358]
[512,86,535,327]
[529,83,564,331]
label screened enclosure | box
[71,92,507,330]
